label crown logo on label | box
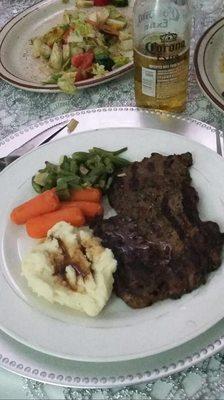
[160,32,178,42]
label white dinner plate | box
[194,17,224,112]
[0,0,133,92]
[0,125,224,363]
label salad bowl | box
[0,0,133,92]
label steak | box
[92,153,224,308]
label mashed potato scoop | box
[21,221,117,317]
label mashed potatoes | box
[21,221,117,316]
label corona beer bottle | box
[133,0,192,112]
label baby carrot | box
[70,187,102,203]
[26,207,85,239]
[10,189,60,225]
[60,201,103,218]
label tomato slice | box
[71,51,94,69]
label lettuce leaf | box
[57,72,77,94]
[92,63,106,77]
[31,38,42,58]
[49,43,63,70]
[112,55,129,67]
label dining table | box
[1,0,224,398]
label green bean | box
[32,146,129,195]
[112,147,128,156]
[83,173,98,185]
[109,156,130,167]
[103,157,114,173]
[56,178,68,190]
[68,177,81,186]
[60,156,71,171]
[58,170,76,178]
[92,165,107,175]
[44,161,58,172]
[72,152,89,162]
[90,147,128,157]
[56,189,71,200]
[44,174,57,188]
[85,155,102,169]
[69,159,78,173]
[69,181,81,188]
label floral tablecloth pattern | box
[1,1,224,399]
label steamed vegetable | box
[26,207,85,238]
[60,201,103,218]
[32,147,129,198]
[10,189,60,225]
[70,187,102,202]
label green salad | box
[31,4,133,93]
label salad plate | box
[194,17,224,113]
[0,0,133,92]
[1,111,224,364]
[0,107,224,387]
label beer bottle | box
[133,0,192,112]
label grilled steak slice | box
[108,152,193,220]
[92,152,224,309]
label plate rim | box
[194,17,224,112]
[1,325,224,389]
[2,125,224,363]
[0,107,224,387]
[0,106,221,152]
[0,0,133,92]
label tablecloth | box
[1,0,224,398]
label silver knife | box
[0,120,70,171]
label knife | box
[0,119,78,171]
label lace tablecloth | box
[1,1,224,399]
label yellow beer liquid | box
[134,48,190,113]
